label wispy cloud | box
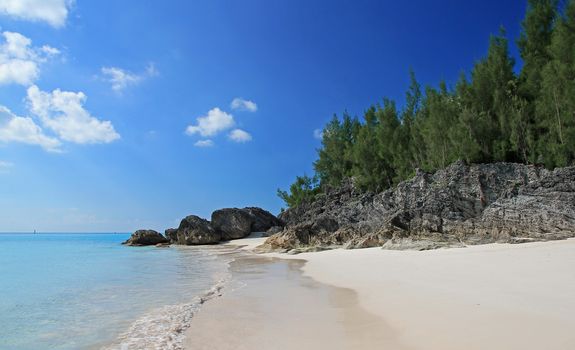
[313,128,323,140]
[194,139,214,148]
[26,85,120,144]
[0,0,74,28]
[0,31,60,86]
[186,108,235,137]
[101,63,158,93]
[230,98,257,112]
[228,129,252,143]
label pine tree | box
[351,107,384,191]
[314,113,360,187]
[538,0,575,166]
[464,30,517,161]
[419,82,459,169]
[375,99,401,187]
[518,0,559,99]
[398,70,424,177]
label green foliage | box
[278,0,575,208]
[313,113,360,186]
[537,0,575,167]
[277,175,320,208]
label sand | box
[294,239,575,350]
[185,237,575,350]
[184,255,403,350]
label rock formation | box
[211,208,254,240]
[243,207,284,232]
[171,215,221,245]
[125,207,283,246]
[122,230,169,246]
[261,161,575,252]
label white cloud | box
[101,63,158,93]
[0,31,59,86]
[228,129,252,143]
[194,139,214,147]
[230,98,257,112]
[186,108,235,137]
[313,128,323,140]
[0,0,73,28]
[26,85,120,144]
[0,105,61,151]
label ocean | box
[0,233,234,350]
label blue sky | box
[0,0,527,232]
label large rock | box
[262,161,575,252]
[243,207,284,232]
[211,208,253,240]
[123,230,169,246]
[173,215,221,245]
[164,228,178,242]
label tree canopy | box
[278,0,575,208]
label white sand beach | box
[185,237,575,350]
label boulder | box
[211,208,253,240]
[164,228,178,242]
[242,207,284,232]
[123,230,169,246]
[174,215,221,245]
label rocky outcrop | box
[243,207,284,232]
[164,228,178,242]
[122,230,169,246]
[172,215,221,245]
[211,208,254,240]
[261,161,575,252]
[126,207,284,247]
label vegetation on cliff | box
[279,0,575,207]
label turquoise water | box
[0,233,232,350]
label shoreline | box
[184,251,404,350]
[183,236,575,350]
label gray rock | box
[123,230,169,246]
[174,215,221,245]
[164,228,178,242]
[262,162,575,252]
[243,207,284,232]
[211,208,253,240]
[266,225,284,236]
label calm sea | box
[0,233,233,350]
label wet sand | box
[184,255,406,350]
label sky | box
[0,0,528,232]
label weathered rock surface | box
[243,207,285,232]
[211,207,285,240]
[122,230,169,246]
[261,161,575,252]
[164,228,178,242]
[173,215,221,245]
[211,208,254,240]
